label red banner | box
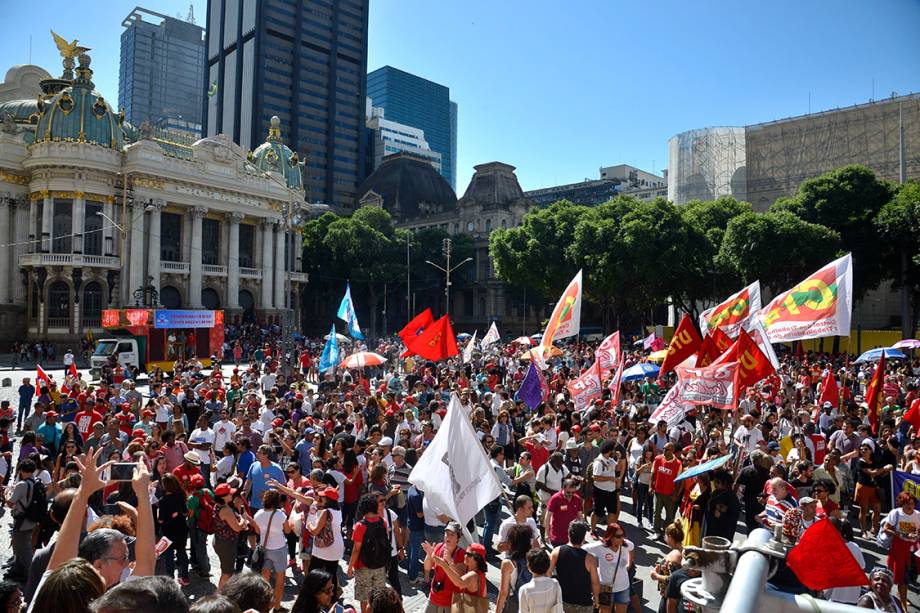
[712,329,774,390]
[696,327,733,367]
[865,352,886,435]
[595,332,621,378]
[677,361,741,410]
[648,380,696,427]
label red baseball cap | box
[271,418,283,428]
[467,543,486,558]
[571,424,582,434]
[131,429,146,439]
[190,474,205,488]
[214,483,237,497]
[319,486,339,501]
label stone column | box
[294,229,303,272]
[102,199,114,256]
[146,199,164,296]
[188,206,206,308]
[0,196,11,303]
[226,212,243,309]
[41,195,53,252]
[128,200,146,300]
[72,192,85,254]
[13,198,28,304]
[260,219,274,308]
[274,224,285,309]
[28,197,38,254]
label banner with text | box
[154,310,219,329]
[677,361,741,410]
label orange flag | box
[407,315,459,362]
[696,328,733,367]
[660,314,702,376]
[713,329,774,390]
[865,352,886,436]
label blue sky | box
[2,0,918,193]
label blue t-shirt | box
[17,385,34,408]
[237,450,256,481]
[294,440,313,474]
[246,461,284,510]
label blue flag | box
[319,324,339,373]
[516,361,544,410]
[337,282,364,340]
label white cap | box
[379,436,394,447]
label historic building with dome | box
[0,44,313,343]
[357,152,542,332]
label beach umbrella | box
[520,346,562,360]
[648,349,669,362]
[892,339,920,350]
[340,351,387,369]
[324,332,351,344]
[512,336,534,346]
[855,347,907,363]
[622,362,660,381]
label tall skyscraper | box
[366,66,458,190]
[203,0,369,208]
[118,7,205,133]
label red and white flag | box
[609,354,625,409]
[595,332,620,378]
[647,380,695,427]
[566,360,602,410]
[699,280,762,337]
[36,364,52,388]
[676,361,741,410]
[68,362,79,378]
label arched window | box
[485,218,492,232]
[239,290,255,322]
[48,281,71,325]
[501,219,507,229]
[202,288,220,310]
[160,286,181,309]
[82,282,103,328]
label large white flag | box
[408,394,503,526]
[754,253,853,342]
[541,270,583,349]
[699,280,762,337]
[480,321,500,348]
[462,331,477,364]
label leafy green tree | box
[716,210,842,293]
[679,197,752,301]
[489,200,589,299]
[876,180,920,337]
[771,165,894,299]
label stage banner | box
[154,310,217,329]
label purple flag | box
[517,361,544,410]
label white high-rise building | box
[366,98,442,173]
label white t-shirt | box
[535,462,569,503]
[497,516,541,547]
[253,508,288,550]
[883,507,920,537]
[189,427,215,465]
[585,539,634,591]
[311,507,345,561]
[213,419,237,452]
[591,455,618,492]
[261,373,277,391]
[214,454,236,481]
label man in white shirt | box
[188,415,215,486]
[518,548,564,613]
[497,495,542,552]
[733,414,764,455]
[212,408,237,453]
[535,453,569,510]
[260,370,277,393]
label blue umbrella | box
[674,453,733,483]
[855,347,907,363]
[622,362,660,381]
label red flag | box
[787,519,867,590]
[69,362,78,379]
[406,315,459,362]
[567,360,603,409]
[696,327,732,367]
[660,314,702,376]
[36,364,51,388]
[713,329,774,390]
[865,352,886,436]
[903,398,920,432]
[595,332,621,378]
[399,308,435,357]
[816,370,840,424]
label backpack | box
[16,478,48,527]
[513,557,533,595]
[195,490,216,534]
[359,518,391,569]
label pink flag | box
[642,332,656,350]
[567,360,603,410]
[609,354,624,408]
[595,332,620,378]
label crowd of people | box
[1,327,918,613]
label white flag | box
[462,331,477,364]
[408,394,503,526]
[480,321,500,348]
[698,280,762,337]
[745,318,781,370]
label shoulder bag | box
[249,510,277,571]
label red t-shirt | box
[172,464,199,492]
[524,440,550,474]
[75,410,103,439]
[809,434,827,465]
[546,491,583,545]
[352,516,385,570]
[652,455,682,496]
[429,542,465,607]
[343,468,363,504]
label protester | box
[549,521,599,613]
[517,548,563,613]
[585,523,634,613]
[881,491,919,611]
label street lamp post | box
[425,237,472,317]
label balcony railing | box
[19,253,120,268]
[202,264,227,276]
[47,317,70,329]
[240,267,262,278]
[161,261,190,273]
[289,272,309,282]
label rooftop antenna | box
[187,4,196,24]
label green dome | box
[34,54,123,150]
[249,116,304,191]
[0,99,39,124]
